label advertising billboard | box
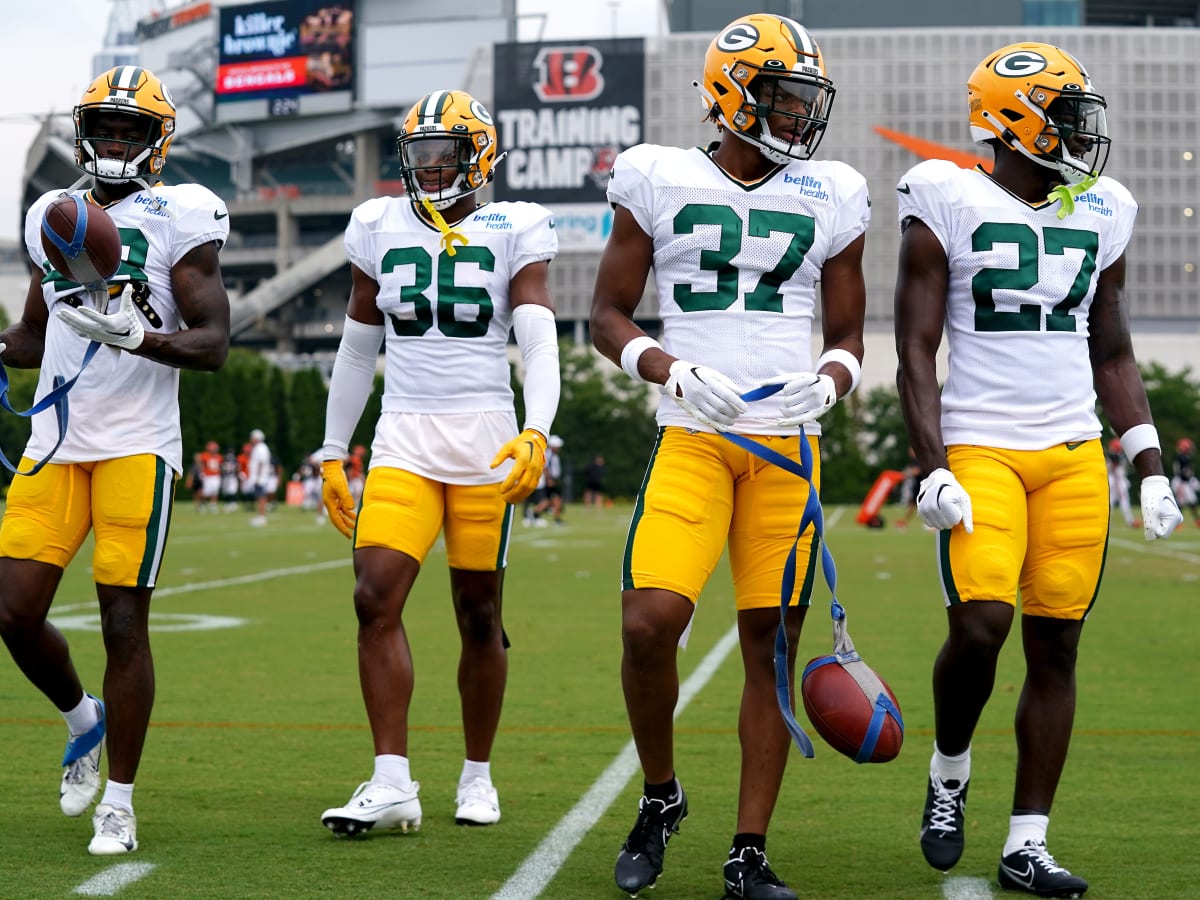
[492,38,644,250]
[216,0,355,121]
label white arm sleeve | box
[513,304,560,438]
[323,316,384,460]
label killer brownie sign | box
[492,38,645,205]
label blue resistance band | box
[0,337,102,476]
[719,383,903,760]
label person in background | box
[590,14,868,899]
[198,441,223,514]
[0,65,230,855]
[1106,438,1136,528]
[583,453,608,507]
[532,435,565,524]
[247,429,273,527]
[220,448,241,511]
[1171,437,1199,526]
[318,89,560,836]
[894,41,1182,897]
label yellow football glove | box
[321,459,358,539]
[490,429,547,504]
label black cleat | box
[723,847,797,900]
[920,773,968,871]
[998,841,1088,898]
[614,785,688,897]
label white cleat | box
[89,803,138,855]
[321,781,422,837]
[455,777,501,826]
[60,697,105,817]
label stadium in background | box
[13,0,1199,388]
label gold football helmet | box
[396,90,504,210]
[74,65,176,182]
[968,43,1109,185]
[695,14,835,164]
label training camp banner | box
[492,38,645,251]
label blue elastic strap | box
[718,383,843,758]
[0,339,102,476]
[41,194,89,261]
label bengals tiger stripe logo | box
[532,46,605,102]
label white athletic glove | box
[1139,475,1182,541]
[917,467,974,533]
[777,372,837,426]
[663,359,747,432]
[57,291,144,350]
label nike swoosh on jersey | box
[214,210,228,220]
[873,125,992,171]
[1065,441,1087,451]
[898,184,912,194]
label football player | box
[590,15,867,899]
[318,90,559,836]
[0,65,230,855]
[894,43,1182,896]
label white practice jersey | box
[897,160,1137,450]
[344,198,556,483]
[24,184,229,475]
[608,143,870,435]
[344,198,556,415]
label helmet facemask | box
[76,109,166,183]
[397,134,479,211]
[738,72,835,164]
[1036,92,1109,185]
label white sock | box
[100,780,134,814]
[460,759,491,785]
[372,754,413,789]
[63,694,101,737]
[931,742,971,784]
[1004,814,1049,856]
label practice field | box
[0,501,1197,899]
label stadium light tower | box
[93,0,166,77]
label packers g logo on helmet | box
[396,90,505,211]
[695,14,835,164]
[968,42,1110,185]
[74,65,176,183]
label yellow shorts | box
[0,455,175,588]
[940,441,1109,620]
[624,427,821,611]
[355,466,513,571]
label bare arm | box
[0,264,51,368]
[510,259,555,312]
[346,262,384,326]
[589,204,673,383]
[894,217,950,475]
[1088,254,1164,478]
[816,232,867,396]
[131,241,230,371]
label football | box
[801,654,904,763]
[40,195,122,286]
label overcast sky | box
[0,0,664,245]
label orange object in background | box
[857,470,905,526]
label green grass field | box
[0,500,1197,899]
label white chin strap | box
[723,120,794,165]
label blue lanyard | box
[0,339,102,476]
[720,384,902,760]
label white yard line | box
[942,875,995,900]
[491,506,848,900]
[74,863,156,896]
[490,625,741,900]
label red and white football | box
[801,654,904,763]
[40,195,122,286]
